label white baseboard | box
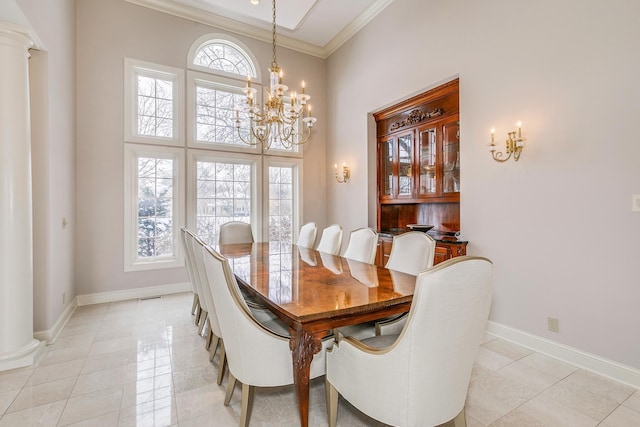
[76,282,191,306]
[33,297,78,344]
[486,321,640,389]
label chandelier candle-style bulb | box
[235,0,317,150]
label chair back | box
[187,231,222,338]
[183,230,205,304]
[316,224,343,255]
[385,231,435,275]
[343,228,378,265]
[296,222,317,248]
[219,221,254,245]
[328,256,493,426]
[179,227,197,294]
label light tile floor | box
[1,292,639,426]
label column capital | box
[0,25,35,51]
[0,0,40,49]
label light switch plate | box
[633,195,640,212]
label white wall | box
[326,0,640,369]
[16,0,76,332]
[75,0,327,295]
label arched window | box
[188,35,258,81]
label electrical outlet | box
[62,292,66,305]
[547,317,559,332]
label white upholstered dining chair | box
[296,221,317,248]
[202,245,332,427]
[315,224,343,255]
[219,221,254,245]
[326,256,494,427]
[343,227,378,265]
[375,230,437,336]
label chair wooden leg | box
[208,336,220,362]
[224,372,236,406]
[217,341,227,385]
[194,305,199,323]
[196,307,205,327]
[453,407,467,427]
[195,307,207,328]
[205,319,215,349]
[198,311,208,336]
[240,383,255,427]
[191,293,199,315]
[326,380,338,427]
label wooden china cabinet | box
[374,79,467,267]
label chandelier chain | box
[271,0,278,69]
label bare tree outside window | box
[196,160,251,246]
[193,40,256,78]
[195,85,249,145]
[137,157,174,258]
[137,76,173,138]
[268,166,293,243]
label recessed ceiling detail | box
[125,0,394,58]
[174,0,318,31]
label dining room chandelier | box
[235,0,317,150]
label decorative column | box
[0,24,45,371]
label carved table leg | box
[290,328,323,427]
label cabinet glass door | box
[397,133,413,197]
[418,128,436,196]
[443,121,460,194]
[380,138,393,197]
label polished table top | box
[218,241,417,328]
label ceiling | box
[125,0,394,58]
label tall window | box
[137,157,174,257]
[191,152,260,246]
[124,145,184,271]
[191,76,251,148]
[125,58,184,146]
[268,166,293,242]
[137,75,173,138]
[265,158,301,243]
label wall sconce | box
[490,121,525,162]
[334,163,350,183]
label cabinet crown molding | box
[390,108,445,131]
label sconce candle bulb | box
[489,121,525,162]
[335,163,350,184]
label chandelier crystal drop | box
[235,0,317,150]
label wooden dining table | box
[218,241,416,427]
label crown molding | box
[125,0,392,59]
[323,0,393,57]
